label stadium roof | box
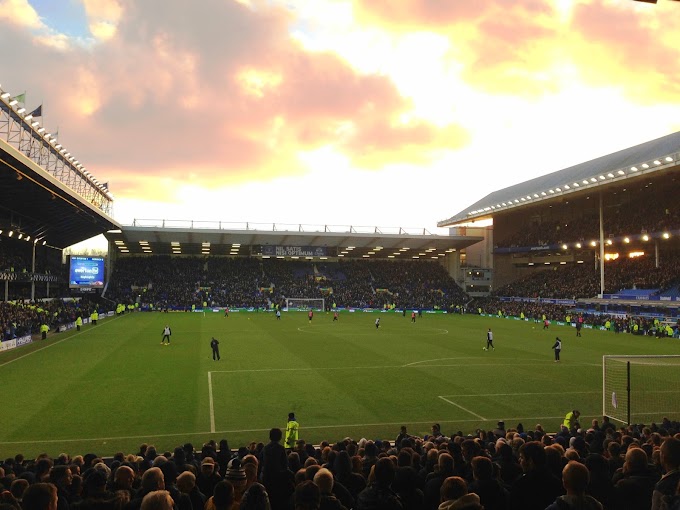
[438,131,680,227]
[105,221,483,258]
[0,138,121,249]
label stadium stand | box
[106,257,469,312]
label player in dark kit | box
[484,328,495,351]
[333,311,338,321]
[210,337,220,361]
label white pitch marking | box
[208,371,216,433]
[297,326,448,335]
[440,391,601,398]
[438,396,487,420]
[2,411,668,446]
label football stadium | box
[2,4,680,510]
[3,88,680,509]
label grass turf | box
[1,311,678,458]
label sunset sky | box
[1,0,679,250]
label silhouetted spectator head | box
[519,442,546,472]
[21,483,56,510]
[294,480,320,510]
[141,490,173,510]
[562,461,589,496]
[374,457,396,486]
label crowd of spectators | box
[3,418,680,510]
[497,183,680,248]
[494,253,680,300]
[106,258,469,312]
[0,239,67,299]
[470,298,680,337]
[0,298,110,339]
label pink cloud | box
[0,0,469,198]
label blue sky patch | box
[30,0,90,37]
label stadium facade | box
[439,131,680,297]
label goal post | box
[603,355,680,425]
[285,298,325,311]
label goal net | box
[285,298,325,311]
[603,355,680,424]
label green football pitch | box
[1,311,678,458]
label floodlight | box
[17,107,25,114]
[0,92,10,99]
[666,157,673,162]
[9,100,17,106]
[576,243,582,248]
[573,183,579,187]
[24,115,33,121]
[663,233,670,239]
[631,167,638,171]
[8,231,13,237]
[590,178,597,182]
[37,127,45,133]
[642,235,649,241]
[599,175,605,180]
[564,185,570,189]
[562,244,568,250]
[607,173,614,178]
[590,241,596,247]
[654,160,661,165]
[624,237,630,243]
[583,180,589,185]
[618,170,625,175]
[642,163,649,169]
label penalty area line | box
[438,396,487,420]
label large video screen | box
[69,256,105,289]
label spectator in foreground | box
[546,461,602,510]
[21,483,57,510]
[140,490,174,510]
[510,442,563,510]
[356,458,402,510]
[652,438,680,510]
[438,476,482,510]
